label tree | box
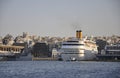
[2,34,14,45]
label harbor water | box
[0,61,120,78]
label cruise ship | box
[59,30,98,61]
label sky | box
[0,0,120,37]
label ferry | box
[59,30,98,61]
[96,43,120,60]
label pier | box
[96,54,120,61]
[32,57,58,61]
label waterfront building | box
[0,45,24,60]
[32,42,51,57]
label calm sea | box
[0,61,120,78]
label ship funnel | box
[76,30,79,39]
[76,30,82,39]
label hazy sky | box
[0,0,120,37]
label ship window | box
[67,41,79,42]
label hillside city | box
[0,32,120,52]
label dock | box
[32,57,58,61]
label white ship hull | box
[61,50,97,61]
